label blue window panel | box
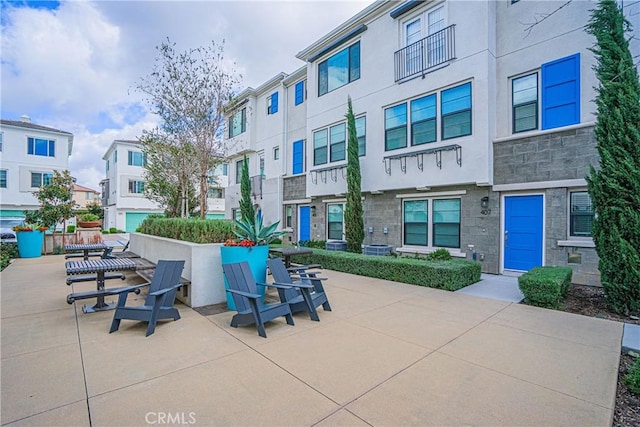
[292,140,304,174]
[541,53,580,130]
[411,94,437,145]
[294,81,304,105]
[318,42,360,96]
[28,137,55,157]
[441,83,471,114]
[271,92,278,114]
[349,42,360,82]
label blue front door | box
[504,195,543,271]
[299,206,310,241]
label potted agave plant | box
[220,211,286,309]
[13,223,49,258]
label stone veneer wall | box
[493,125,601,285]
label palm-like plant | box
[233,211,286,246]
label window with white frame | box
[235,158,248,184]
[318,42,360,96]
[313,129,328,166]
[31,172,53,188]
[402,6,445,70]
[208,187,224,199]
[128,180,145,194]
[128,151,146,166]
[327,203,345,240]
[27,137,55,157]
[569,191,594,237]
[0,170,6,188]
[273,146,280,160]
[229,108,247,138]
[329,123,346,162]
[403,198,461,248]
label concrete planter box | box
[363,244,393,256]
[130,233,225,308]
[325,241,347,251]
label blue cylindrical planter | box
[16,231,44,258]
[220,245,269,310]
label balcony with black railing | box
[394,24,456,82]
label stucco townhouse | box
[0,115,74,217]
[223,0,639,286]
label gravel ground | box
[559,284,639,427]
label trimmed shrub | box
[291,248,480,291]
[109,227,117,233]
[101,230,109,234]
[626,356,640,395]
[299,239,326,249]
[66,225,76,233]
[426,248,452,261]
[518,266,573,309]
[137,217,235,244]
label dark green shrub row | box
[1,243,19,271]
[298,239,326,249]
[291,248,480,291]
[518,266,573,309]
[626,356,640,395]
[137,217,235,244]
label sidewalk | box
[1,256,623,426]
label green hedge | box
[137,217,235,244]
[518,266,573,309]
[1,243,18,271]
[625,356,640,395]
[290,248,481,291]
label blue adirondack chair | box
[109,260,185,337]
[222,261,315,338]
[267,257,331,320]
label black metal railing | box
[394,24,456,82]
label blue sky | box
[1,0,369,190]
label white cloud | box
[1,0,371,191]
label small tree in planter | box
[27,170,77,253]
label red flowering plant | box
[13,223,48,232]
[223,238,256,247]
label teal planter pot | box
[220,245,269,310]
[16,231,44,258]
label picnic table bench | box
[66,258,137,313]
[64,243,110,260]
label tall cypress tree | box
[239,155,255,223]
[586,0,640,314]
[344,97,364,253]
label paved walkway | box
[1,256,623,426]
